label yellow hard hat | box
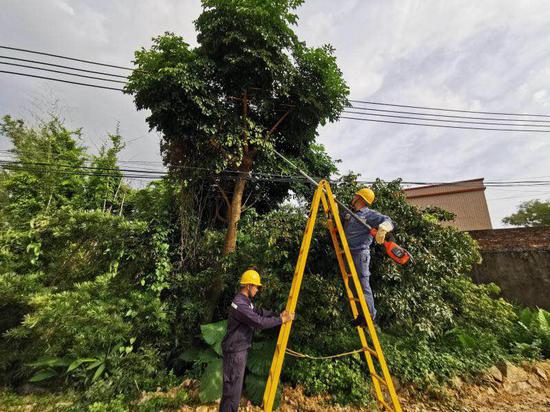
[240,269,262,286]
[355,188,375,205]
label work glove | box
[375,221,393,244]
[280,310,295,323]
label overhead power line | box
[3,160,550,188]
[350,99,550,118]
[3,45,550,119]
[342,110,550,129]
[0,55,128,78]
[348,105,550,123]
[0,45,132,71]
[0,154,309,179]
[0,160,310,182]
[0,70,125,91]
[3,46,550,133]
[0,62,127,84]
[340,115,550,133]
[4,68,549,132]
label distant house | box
[403,178,492,231]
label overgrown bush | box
[0,116,175,405]
[203,178,528,403]
[1,114,548,408]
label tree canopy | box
[125,0,349,256]
[126,0,349,321]
[502,199,550,227]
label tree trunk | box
[179,180,188,270]
[204,153,253,322]
[222,173,248,255]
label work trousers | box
[220,350,248,412]
[351,248,377,321]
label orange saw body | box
[369,228,411,265]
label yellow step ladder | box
[262,180,402,412]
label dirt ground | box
[177,360,550,412]
[3,361,548,411]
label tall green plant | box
[0,116,173,396]
[180,320,281,407]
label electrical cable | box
[349,99,550,118]
[3,46,550,121]
[0,70,125,91]
[347,105,550,123]
[3,158,550,188]
[0,45,133,71]
[5,68,548,131]
[0,61,128,84]
[342,110,550,129]
[0,55,128,78]
[339,115,550,133]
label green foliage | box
[0,116,174,406]
[0,115,88,226]
[502,199,550,226]
[284,357,373,406]
[200,321,227,356]
[0,388,76,410]
[199,359,223,403]
[181,319,281,407]
[513,307,550,357]
[1,101,549,409]
[126,0,348,223]
[87,395,128,412]
[180,320,226,403]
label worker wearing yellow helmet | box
[343,187,395,327]
[220,268,294,412]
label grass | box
[0,388,75,411]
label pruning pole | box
[270,147,374,231]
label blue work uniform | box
[342,206,393,322]
[220,293,282,412]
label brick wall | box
[468,227,550,310]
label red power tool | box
[369,228,411,265]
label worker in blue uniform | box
[220,268,294,412]
[342,188,394,326]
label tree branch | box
[241,188,254,211]
[217,185,231,210]
[215,201,228,224]
[267,111,290,136]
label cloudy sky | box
[1,0,550,227]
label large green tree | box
[502,199,550,227]
[126,0,348,320]
[125,0,348,258]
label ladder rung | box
[378,398,393,411]
[371,372,388,386]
